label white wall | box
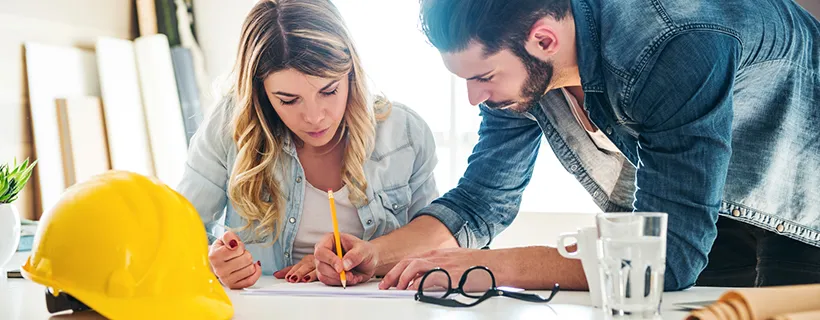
[192,0,255,101]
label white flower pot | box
[0,203,21,271]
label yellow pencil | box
[327,189,347,289]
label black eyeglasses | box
[414,266,560,308]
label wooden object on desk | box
[96,37,155,177]
[687,284,820,320]
[55,96,111,187]
[24,42,100,213]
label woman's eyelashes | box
[280,98,298,105]
[321,88,339,96]
[278,88,338,105]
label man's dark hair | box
[419,0,572,56]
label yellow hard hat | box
[21,170,233,319]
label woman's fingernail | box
[289,275,298,282]
[257,261,261,267]
[229,240,237,248]
[302,276,310,282]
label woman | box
[176,0,439,289]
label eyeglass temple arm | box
[501,283,560,302]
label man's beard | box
[485,48,554,113]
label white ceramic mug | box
[557,226,603,308]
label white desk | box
[2,253,724,320]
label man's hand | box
[378,248,493,292]
[378,246,586,291]
[274,254,317,283]
[313,233,378,286]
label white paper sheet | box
[242,280,417,299]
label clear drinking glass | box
[596,212,668,319]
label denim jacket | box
[176,96,439,274]
[419,0,819,291]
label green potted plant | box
[0,158,36,272]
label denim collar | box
[281,133,297,157]
[570,0,605,93]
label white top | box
[291,181,364,262]
[561,88,621,154]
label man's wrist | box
[492,246,587,290]
[371,239,391,273]
[370,215,458,275]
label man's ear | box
[524,17,560,59]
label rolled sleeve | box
[417,202,472,246]
[417,105,543,248]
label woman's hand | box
[314,233,378,286]
[208,231,262,289]
[274,255,318,283]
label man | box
[313,0,820,291]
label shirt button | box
[776,224,785,233]
[295,176,302,183]
[392,204,398,210]
[289,217,296,224]
[732,209,741,217]
[606,126,613,135]
[284,252,290,258]
[366,219,373,225]
[593,191,601,198]
[570,164,579,172]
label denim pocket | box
[377,185,412,223]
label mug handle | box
[557,232,582,259]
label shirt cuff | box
[415,203,475,248]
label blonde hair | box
[228,0,390,242]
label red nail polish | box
[229,240,237,248]
[302,276,310,282]
[257,261,261,266]
[290,275,298,282]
